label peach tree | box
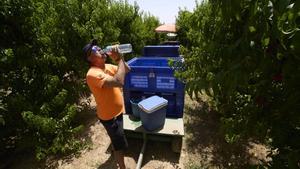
[0,0,160,160]
[176,0,300,168]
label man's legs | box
[100,114,128,169]
[114,149,125,169]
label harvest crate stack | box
[124,45,185,118]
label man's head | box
[83,39,107,65]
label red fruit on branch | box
[272,73,283,82]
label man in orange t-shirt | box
[83,39,130,169]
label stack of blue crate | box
[124,45,185,118]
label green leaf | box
[262,37,270,47]
[249,26,256,33]
[0,115,5,125]
[235,13,241,21]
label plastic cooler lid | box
[138,95,168,114]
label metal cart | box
[123,114,184,169]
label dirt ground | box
[7,95,270,169]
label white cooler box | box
[138,95,168,131]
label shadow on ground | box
[97,153,118,169]
[183,96,263,168]
[2,97,97,169]
[125,137,181,168]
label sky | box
[127,0,198,24]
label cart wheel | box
[171,137,182,153]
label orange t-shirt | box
[86,64,125,120]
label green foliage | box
[0,0,160,159]
[177,0,300,168]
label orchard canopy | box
[1,0,300,168]
[0,0,161,160]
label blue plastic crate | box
[160,93,184,118]
[124,49,185,118]
[143,45,180,57]
[124,57,184,93]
